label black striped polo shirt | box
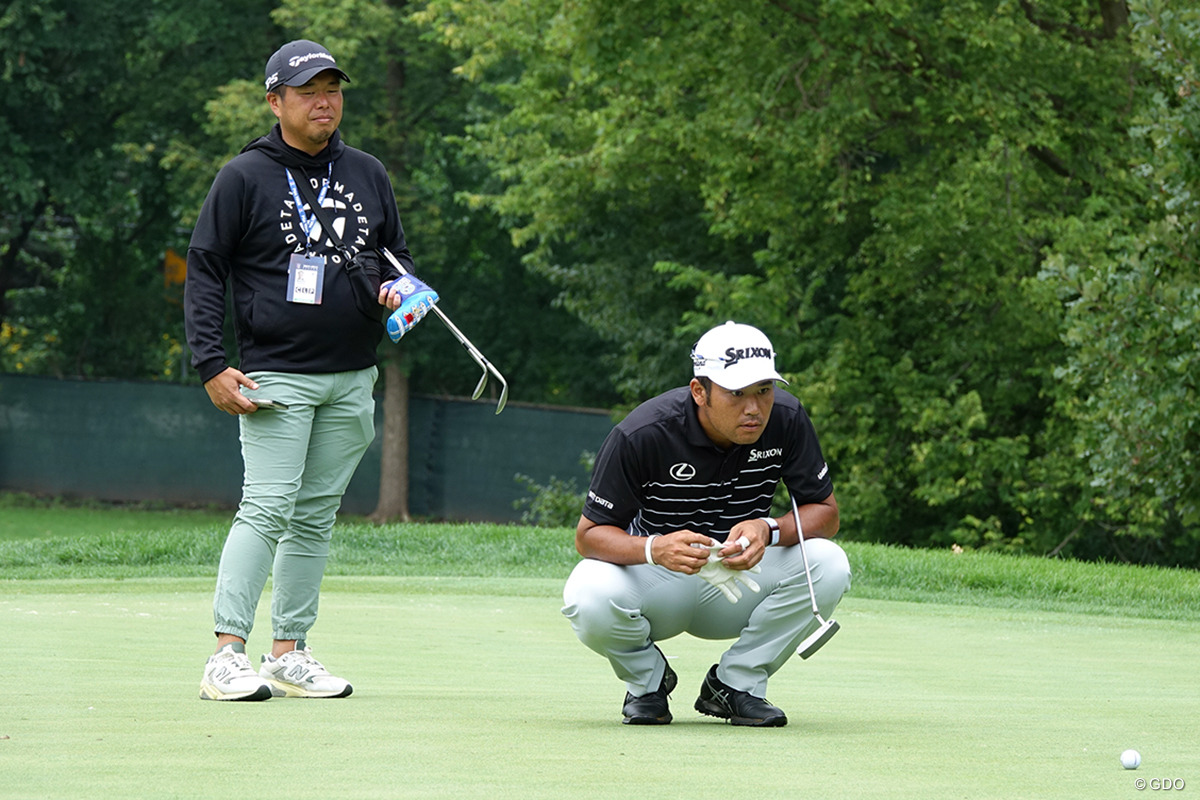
[583,386,832,542]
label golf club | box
[791,493,840,658]
[378,247,509,414]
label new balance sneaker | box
[259,646,353,698]
[200,642,272,701]
[621,661,678,725]
[694,664,787,727]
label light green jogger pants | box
[213,367,377,643]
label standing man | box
[562,321,851,726]
[186,40,417,700]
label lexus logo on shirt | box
[669,462,697,481]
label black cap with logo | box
[264,40,351,92]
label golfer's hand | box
[651,531,716,574]
[203,368,259,416]
[718,520,767,570]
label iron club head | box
[472,370,488,401]
[377,248,509,415]
[492,372,509,415]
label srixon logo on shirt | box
[748,447,783,462]
[723,346,771,366]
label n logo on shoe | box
[286,665,312,683]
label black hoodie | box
[184,125,412,383]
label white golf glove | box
[695,541,762,604]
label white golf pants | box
[562,538,851,698]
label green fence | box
[0,374,613,521]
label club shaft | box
[429,305,489,367]
[377,248,509,413]
[791,494,823,618]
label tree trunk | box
[1098,0,1129,39]
[369,356,410,523]
[371,7,412,525]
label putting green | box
[3,577,1195,799]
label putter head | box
[796,618,839,659]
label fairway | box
[3,577,1195,799]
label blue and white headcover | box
[385,274,440,343]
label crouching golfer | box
[562,321,851,726]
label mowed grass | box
[2,496,1198,798]
[4,580,1196,800]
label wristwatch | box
[761,517,780,547]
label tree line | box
[3,0,1197,565]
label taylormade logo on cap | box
[289,51,336,68]
[264,40,351,91]
[691,321,788,390]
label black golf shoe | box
[694,665,787,727]
[621,662,678,725]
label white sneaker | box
[200,643,273,701]
[259,647,353,698]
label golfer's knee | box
[563,581,614,632]
[238,488,298,537]
[563,565,639,646]
[285,515,335,550]
[808,538,852,605]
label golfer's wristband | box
[645,534,661,566]
[760,517,780,547]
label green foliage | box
[1029,2,1200,560]
[512,451,594,528]
[160,0,621,406]
[1,0,281,379]
[512,473,583,528]
[416,0,771,399]
[0,317,56,373]
[4,2,1199,564]
[418,0,1200,565]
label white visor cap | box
[691,321,788,390]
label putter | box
[378,248,509,414]
[791,493,840,658]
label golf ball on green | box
[1120,749,1141,770]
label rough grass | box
[2,497,1197,621]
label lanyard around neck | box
[285,163,334,247]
